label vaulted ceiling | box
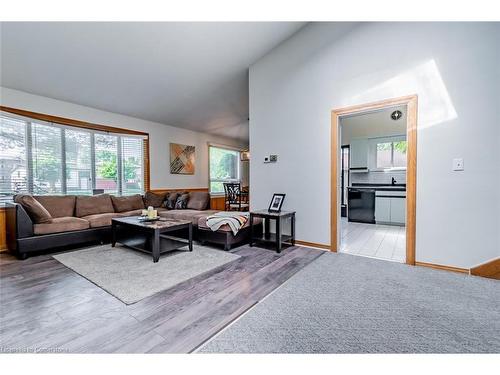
[0,22,306,142]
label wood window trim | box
[331,95,418,266]
[0,106,148,136]
[0,105,151,192]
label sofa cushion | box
[174,193,190,209]
[198,215,263,232]
[75,194,115,217]
[143,191,166,208]
[14,194,53,224]
[111,194,144,213]
[34,195,76,218]
[159,209,220,225]
[164,192,179,209]
[34,217,89,235]
[81,212,123,228]
[187,191,210,210]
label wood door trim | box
[331,95,418,265]
[470,257,500,277]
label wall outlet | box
[453,158,464,171]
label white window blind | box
[0,115,28,198]
[31,122,64,195]
[121,136,144,195]
[0,111,147,200]
[65,128,92,195]
[94,133,119,194]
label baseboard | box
[470,257,500,277]
[415,261,469,274]
[295,240,331,251]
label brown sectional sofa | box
[6,191,261,259]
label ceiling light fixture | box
[391,110,403,121]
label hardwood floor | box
[0,244,323,353]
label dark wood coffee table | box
[111,217,193,263]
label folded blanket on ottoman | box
[206,212,250,235]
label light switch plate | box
[453,158,464,171]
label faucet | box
[391,177,397,186]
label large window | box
[0,111,147,200]
[376,139,407,169]
[209,145,240,194]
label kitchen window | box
[0,110,148,201]
[376,139,407,169]
[209,145,240,194]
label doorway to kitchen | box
[330,96,417,265]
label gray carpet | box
[53,244,240,304]
[199,252,500,353]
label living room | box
[1,1,499,373]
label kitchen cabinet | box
[350,138,368,170]
[390,197,406,224]
[375,192,406,225]
[375,197,391,223]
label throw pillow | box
[143,191,166,208]
[164,192,179,209]
[14,194,53,224]
[174,193,190,209]
[186,191,209,210]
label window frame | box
[208,144,242,195]
[0,106,150,200]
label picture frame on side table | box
[268,193,286,213]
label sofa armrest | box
[6,202,34,243]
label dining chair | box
[223,182,249,211]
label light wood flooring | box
[0,244,323,353]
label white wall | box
[249,22,500,268]
[1,87,248,190]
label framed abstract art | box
[170,143,195,174]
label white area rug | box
[53,244,240,304]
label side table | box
[249,210,296,253]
